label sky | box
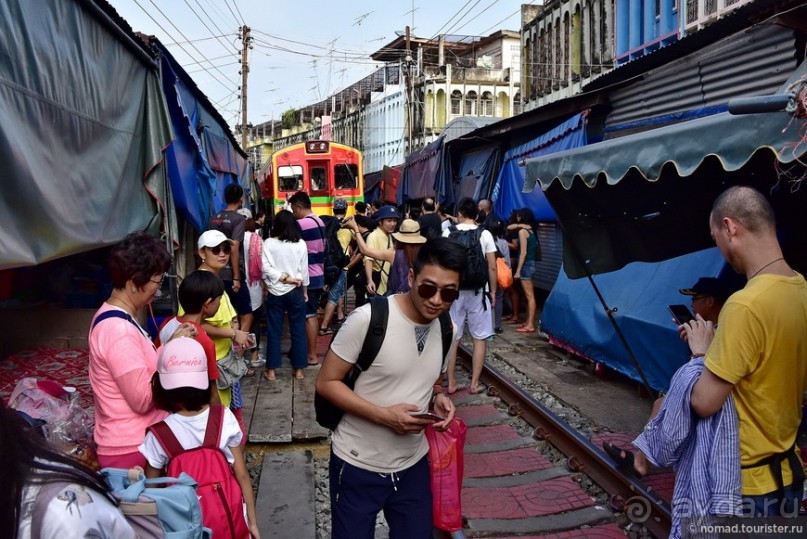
[109,0,529,129]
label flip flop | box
[318,327,335,336]
[506,319,522,325]
[307,360,320,366]
[469,385,483,395]
[516,327,536,333]
[602,442,642,479]
[294,369,305,380]
[243,368,256,377]
[262,369,276,381]
[447,382,469,394]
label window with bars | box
[451,91,462,115]
[464,91,477,115]
[480,92,494,116]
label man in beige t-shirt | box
[316,237,464,539]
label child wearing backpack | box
[138,338,260,539]
[156,270,226,405]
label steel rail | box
[457,344,672,538]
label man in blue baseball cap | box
[364,205,401,296]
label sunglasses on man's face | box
[207,244,232,255]
[416,283,460,303]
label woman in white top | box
[261,210,310,381]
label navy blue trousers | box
[329,451,433,539]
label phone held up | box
[668,304,695,325]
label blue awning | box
[522,60,807,279]
[492,113,587,222]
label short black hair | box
[422,198,436,212]
[288,191,311,209]
[224,183,244,204]
[413,237,466,276]
[354,214,376,231]
[486,217,506,238]
[179,270,224,314]
[456,197,478,220]
[711,185,775,233]
[151,374,210,413]
[271,209,302,242]
[108,232,171,289]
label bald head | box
[710,186,775,235]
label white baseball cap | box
[197,230,234,250]
[157,337,209,390]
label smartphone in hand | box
[668,304,695,325]
[407,410,445,422]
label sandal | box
[294,369,304,380]
[262,369,276,381]
[447,382,469,395]
[243,368,256,377]
[602,442,642,479]
[318,327,335,336]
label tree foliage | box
[281,108,299,130]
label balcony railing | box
[686,0,753,31]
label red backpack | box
[148,405,250,539]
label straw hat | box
[391,219,427,244]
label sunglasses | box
[207,244,232,255]
[416,283,460,302]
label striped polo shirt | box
[298,214,325,289]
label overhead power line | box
[131,0,234,93]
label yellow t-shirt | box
[365,229,393,295]
[705,272,807,495]
[337,228,353,270]
[179,288,237,407]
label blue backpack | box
[100,467,210,539]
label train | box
[259,140,364,216]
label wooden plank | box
[248,367,293,443]
[256,450,316,538]
[291,366,330,440]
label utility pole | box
[240,25,252,150]
[404,26,413,155]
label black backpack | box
[314,296,454,430]
[312,215,350,286]
[448,226,488,290]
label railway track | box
[453,343,672,538]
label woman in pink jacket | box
[88,232,196,468]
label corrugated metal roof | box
[583,0,801,94]
[605,23,796,131]
[441,116,502,142]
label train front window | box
[310,166,327,192]
[278,165,303,192]
[334,164,358,190]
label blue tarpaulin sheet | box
[399,136,444,204]
[542,247,734,391]
[158,42,247,232]
[454,146,501,203]
[492,113,587,222]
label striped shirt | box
[298,214,325,289]
[633,358,742,539]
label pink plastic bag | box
[425,417,468,532]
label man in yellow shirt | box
[363,205,400,296]
[686,186,807,517]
